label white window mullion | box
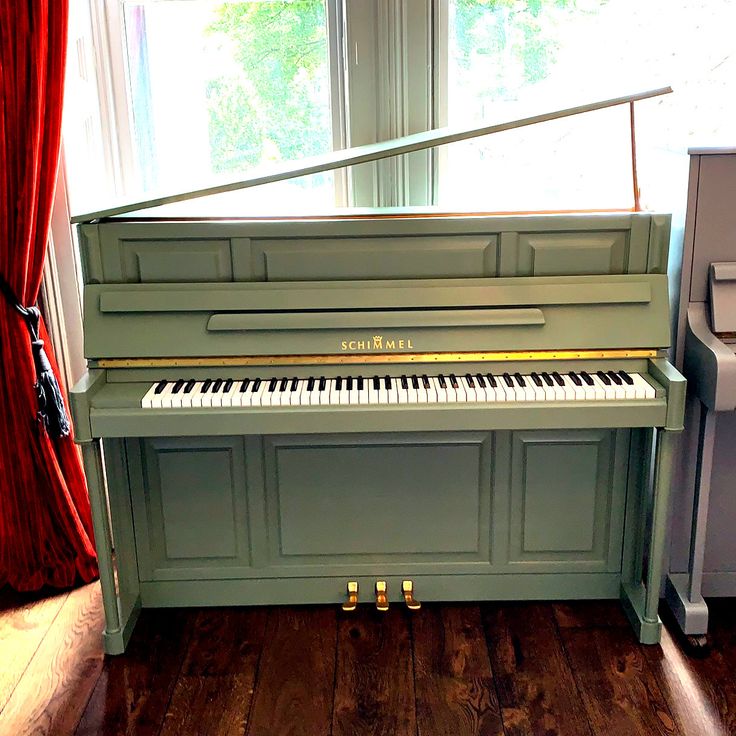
[343,0,435,208]
[43,153,86,390]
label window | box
[63,0,735,217]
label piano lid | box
[71,85,671,225]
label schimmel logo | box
[340,334,414,351]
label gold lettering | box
[386,339,396,349]
[348,341,357,350]
[373,335,383,350]
[407,339,413,349]
[398,339,405,349]
[341,340,348,351]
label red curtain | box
[0,1,98,589]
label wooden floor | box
[1,583,735,735]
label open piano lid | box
[71,86,671,224]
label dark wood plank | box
[413,604,503,736]
[332,607,415,736]
[562,626,679,736]
[483,602,592,736]
[159,608,268,736]
[0,581,104,735]
[247,607,336,736]
[0,587,69,712]
[553,600,630,630]
[75,608,193,736]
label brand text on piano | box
[340,335,415,352]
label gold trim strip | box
[97,349,658,369]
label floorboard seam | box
[0,589,71,718]
[552,604,597,736]
[154,610,197,736]
[242,607,271,736]
[328,608,339,736]
[478,604,510,736]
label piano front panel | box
[503,429,629,572]
[127,436,255,581]
[122,428,630,585]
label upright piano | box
[70,92,685,654]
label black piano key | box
[607,370,623,385]
[279,377,288,392]
[450,374,459,389]
[336,376,343,391]
[541,371,554,387]
[384,375,391,390]
[212,378,223,393]
[154,379,167,394]
[290,377,299,391]
[514,372,526,387]
[596,370,612,386]
[184,379,196,394]
[411,375,419,389]
[252,378,262,392]
[618,370,634,385]
[475,373,486,388]
[400,375,408,390]
[307,377,315,391]
[239,378,250,393]
[357,376,364,391]
[552,371,565,387]
[422,375,430,389]
[438,374,447,389]
[580,371,594,386]
[223,379,234,393]
[465,373,475,388]
[319,377,327,391]
[172,379,185,394]
[486,373,497,388]
[201,378,213,393]
[503,373,514,388]
[569,372,582,387]
[531,372,543,387]
[344,376,351,391]
[373,376,380,391]
[268,378,278,392]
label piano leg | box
[621,427,677,644]
[665,402,714,640]
[80,438,140,655]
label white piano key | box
[153,382,177,409]
[141,383,160,408]
[630,373,656,399]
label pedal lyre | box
[342,581,359,612]
[375,580,389,611]
[402,580,421,610]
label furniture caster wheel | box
[683,634,711,659]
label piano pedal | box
[401,580,421,610]
[375,580,389,612]
[341,581,359,612]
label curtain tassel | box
[0,274,71,438]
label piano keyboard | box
[141,370,657,409]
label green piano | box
[70,90,685,654]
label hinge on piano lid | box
[97,349,659,369]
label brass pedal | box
[402,580,421,610]
[342,581,359,612]
[375,580,389,612]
